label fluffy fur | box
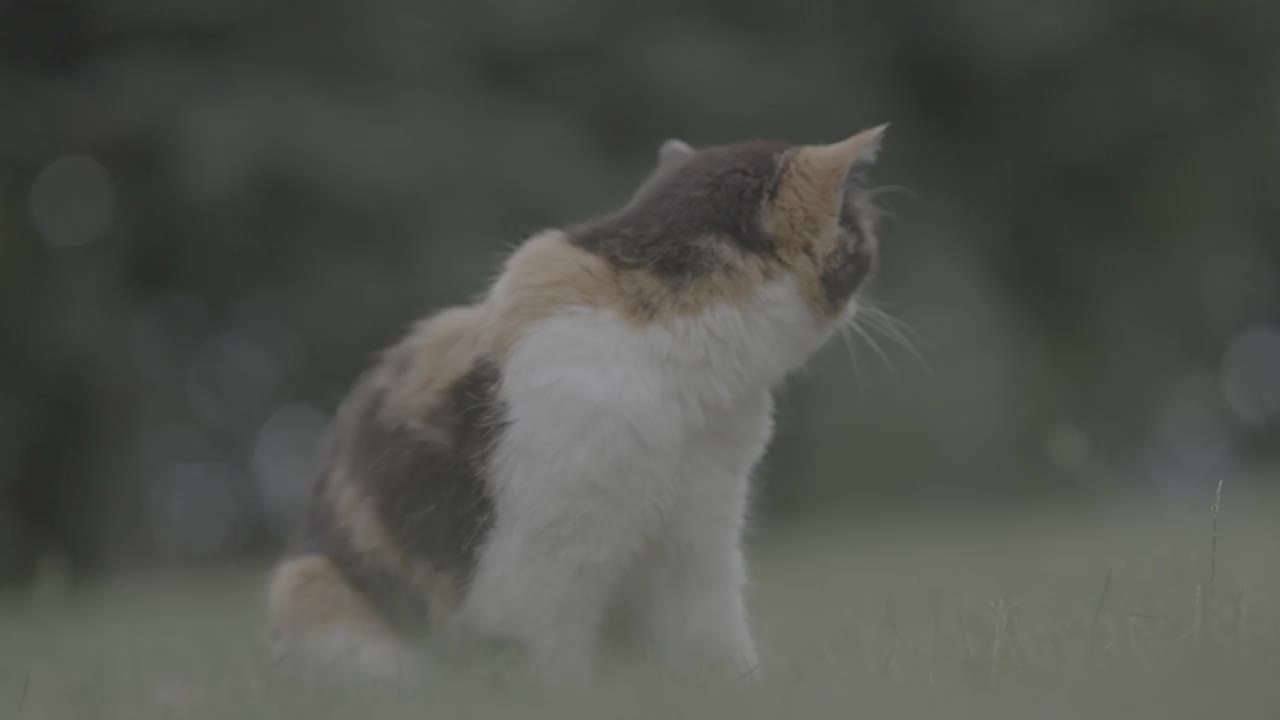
[267,125,890,687]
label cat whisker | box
[850,316,899,384]
[864,184,917,203]
[860,303,928,349]
[858,304,935,379]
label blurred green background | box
[2,0,1278,586]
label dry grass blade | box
[1089,568,1113,662]
[1198,478,1225,656]
[16,670,30,717]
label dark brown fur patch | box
[293,346,503,632]
[818,235,874,312]
[569,142,788,280]
[352,357,502,581]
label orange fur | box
[268,554,395,639]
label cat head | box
[576,125,888,327]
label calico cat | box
[267,125,890,686]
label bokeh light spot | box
[29,154,117,248]
[253,404,328,539]
[1221,324,1280,428]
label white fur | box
[454,276,840,685]
[272,625,424,687]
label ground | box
[2,496,1278,719]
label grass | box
[2,495,1278,719]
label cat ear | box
[804,123,888,184]
[656,138,694,170]
[788,124,887,215]
[624,138,695,207]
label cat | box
[267,124,890,687]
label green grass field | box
[3,497,1278,719]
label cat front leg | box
[457,504,655,687]
[638,512,760,681]
[635,394,771,681]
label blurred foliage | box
[1,0,1278,582]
